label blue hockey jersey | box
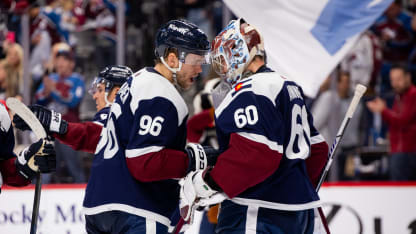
[92,106,110,125]
[211,69,327,210]
[83,68,189,227]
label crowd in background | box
[0,0,415,184]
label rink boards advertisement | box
[0,183,415,234]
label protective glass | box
[183,52,210,65]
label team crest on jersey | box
[232,78,252,97]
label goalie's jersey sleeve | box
[211,71,326,211]
[83,68,188,226]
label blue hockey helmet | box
[89,65,133,95]
[154,19,210,65]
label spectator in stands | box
[367,64,416,181]
[0,43,23,98]
[34,50,86,183]
[372,0,414,94]
[45,42,71,73]
[80,0,118,68]
[341,31,374,90]
[312,71,362,181]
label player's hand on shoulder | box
[16,138,56,179]
[13,105,68,135]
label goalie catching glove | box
[185,143,220,172]
[13,105,68,135]
[16,138,56,179]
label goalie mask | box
[211,18,265,85]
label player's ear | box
[109,87,120,102]
[166,52,179,68]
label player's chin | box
[96,104,103,111]
[181,80,193,90]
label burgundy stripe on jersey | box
[54,122,102,154]
[210,133,282,198]
[305,141,329,188]
[0,158,31,187]
[126,148,189,182]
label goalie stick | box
[6,97,47,234]
[316,84,367,191]
[312,84,366,234]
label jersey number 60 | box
[234,105,259,128]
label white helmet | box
[211,18,265,84]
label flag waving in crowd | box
[224,0,393,97]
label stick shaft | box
[171,218,184,234]
[30,173,42,234]
[316,85,366,191]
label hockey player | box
[0,102,56,192]
[13,65,133,154]
[73,20,213,233]
[180,18,330,233]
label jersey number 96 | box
[138,115,164,136]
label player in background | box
[0,101,56,193]
[188,78,221,149]
[180,18,329,233]
[187,78,221,233]
[13,65,133,154]
[79,19,218,233]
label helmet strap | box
[160,56,182,86]
[104,91,112,107]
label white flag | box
[224,0,393,97]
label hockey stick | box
[171,218,185,234]
[6,97,47,234]
[316,84,367,192]
[313,84,366,234]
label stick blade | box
[6,97,47,139]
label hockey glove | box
[13,105,68,135]
[16,138,56,179]
[179,169,217,222]
[185,143,220,173]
